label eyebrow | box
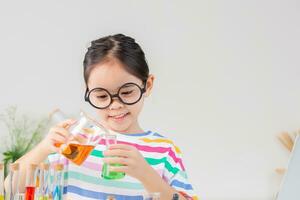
[91,82,137,91]
[121,84,133,88]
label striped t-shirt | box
[48,131,198,200]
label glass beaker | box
[101,134,125,180]
[50,109,109,165]
[61,112,108,165]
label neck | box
[102,120,144,134]
[118,121,144,134]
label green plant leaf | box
[0,106,49,177]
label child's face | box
[87,58,153,133]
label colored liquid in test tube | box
[52,164,64,200]
[25,164,38,200]
[25,186,35,200]
[37,163,50,200]
[0,163,4,200]
[38,197,48,200]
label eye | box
[121,90,133,95]
[97,95,108,99]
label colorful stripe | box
[68,171,144,189]
[171,180,193,190]
[140,138,182,153]
[66,185,143,200]
[90,149,182,175]
[151,132,164,138]
[121,131,152,137]
[117,141,185,170]
[47,131,197,199]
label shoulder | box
[145,131,187,172]
[139,131,183,155]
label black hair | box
[83,34,149,86]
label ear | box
[144,74,155,97]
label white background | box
[0,1,300,200]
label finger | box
[50,132,69,143]
[73,134,88,144]
[109,144,135,151]
[51,135,67,147]
[51,126,71,138]
[57,119,77,128]
[103,149,131,157]
[58,143,69,154]
[109,165,129,173]
[102,157,129,165]
[51,146,61,153]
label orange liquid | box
[62,143,94,165]
[36,175,40,187]
[54,142,62,148]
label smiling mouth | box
[109,112,129,120]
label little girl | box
[6,34,198,200]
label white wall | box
[1,0,300,199]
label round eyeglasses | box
[84,82,146,109]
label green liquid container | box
[101,163,125,179]
[101,134,125,180]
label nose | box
[108,97,124,110]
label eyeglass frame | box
[84,81,147,109]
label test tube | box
[106,195,116,200]
[37,163,50,200]
[143,192,160,200]
[0,163,4,200]
[8,163,20,200]
[52,164,63,200]
[25,164,37,200]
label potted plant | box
[0,106,49,176]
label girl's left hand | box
[102,144,154,181]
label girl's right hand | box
[40,119,76,154]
